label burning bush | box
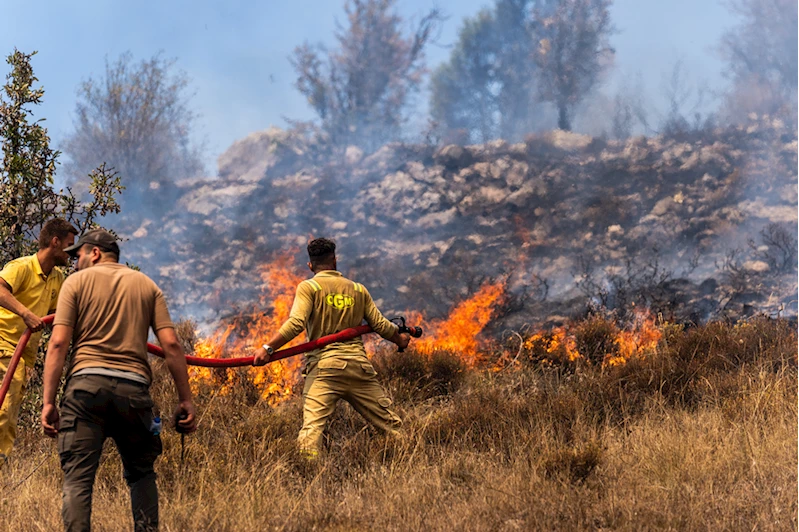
[187,253,308,405]
[517,308,661,369]
[599,316,797,413]
[573,314,620,366]
[522,327,580,366]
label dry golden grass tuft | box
[1,318,796,531]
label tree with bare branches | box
[290,0,443,153]
[719,0,798,123]
[62,52,203,210]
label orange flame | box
[413,282,506,367]
[523,327,581,363]
[605,309,662,366]
[189,253,306,405]
[521,308,662,367]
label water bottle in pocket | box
[149,406,162,436]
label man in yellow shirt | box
[0,218,77,460]
[254,238,409,458]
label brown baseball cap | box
[64,229,120,258]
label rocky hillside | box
[121,117,797,330]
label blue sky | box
[1,0,737,173]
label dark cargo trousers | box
[57,374,162,532]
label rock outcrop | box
[121,117,798,330]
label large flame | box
[412,282,506,367]
[189,253,306,405]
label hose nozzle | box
[391,316,423,336]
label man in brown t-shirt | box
[41,229,197,531]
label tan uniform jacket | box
[278,270,398,361]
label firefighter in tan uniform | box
[254,238,409,458]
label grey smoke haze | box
[1,0,795,330]
[0,0,759,167]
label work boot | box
[291,447,321,479]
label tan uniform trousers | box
[0,355,28,458]
[298,355,401,455]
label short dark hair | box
[81,243,119,263]
[307,238,336,267]
[39,218,79,249]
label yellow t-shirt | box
[0,254,65,364]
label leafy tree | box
[534,0,615,131]
[290,0,443,152]
[430,0,613,141]
[431,1,557,144]
[0,50,123,266]
[62,52,203,210]
[719,0,798,122]
[430,10,500,143]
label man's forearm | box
[0,287,30,319]
[363,298,399,340]
[163,346,193,402]
[43,345,68,406]
[155,328,194,402]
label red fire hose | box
[0,314,378,410]
[147,324,374,366]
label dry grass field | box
[1,316,796,531]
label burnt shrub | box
[543,439,604,483]
[573,314,620,366]
[750,222,798,273]
[601,317,797,410]
[373,347,465,402]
